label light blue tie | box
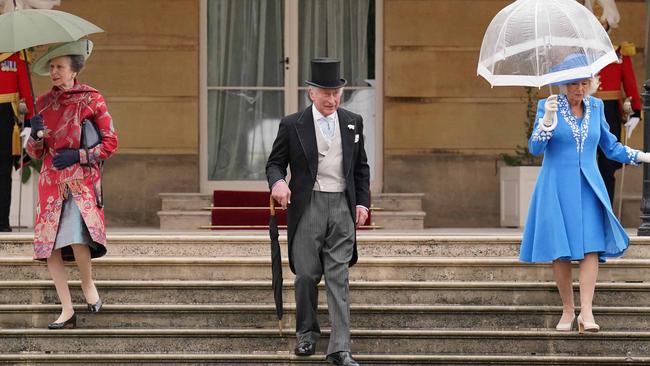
[319,116,335,139]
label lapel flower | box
[347,124,355,130]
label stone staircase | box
[157,193,426,230]
[369,193,426,229]
[1,233,650,365]
[157,193,211,230]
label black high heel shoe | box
[48,313,76,329]
[87,298,103,313]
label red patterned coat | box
[26,81,118,260]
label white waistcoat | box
[313,117,346,192]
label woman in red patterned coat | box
[26,39,118,329]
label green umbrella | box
[0,5,103,111]
[0,8,103,53]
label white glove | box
[20,127,31,148]
[543,95,558,125]
[538,94,558,131]
[624,117,640,140]
[636,152,650,164]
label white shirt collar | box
[312,104,337,122]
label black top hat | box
[305,58,347,89]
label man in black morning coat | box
[266,58,370,366]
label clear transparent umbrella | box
[0,8,103,52]
[477,0,617,88]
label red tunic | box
[26,82,118,260]
[0,51,34,118]
[596,49,641,111]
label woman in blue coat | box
[520,77,650,334]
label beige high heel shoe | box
[577,314,600,334]
[555,313,576,331]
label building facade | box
[34,0,646,227]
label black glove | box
[29,114,44,139]
[52,149,80,170]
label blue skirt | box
[556,173,606,261]
[520,173,618,263]
[53,191,105,262]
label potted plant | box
[499,87,541,227]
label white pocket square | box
[347,124,355,130]
[354,134,359,143]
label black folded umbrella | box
[269,196,283,335]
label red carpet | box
[211,191,286,229]
[210,191,371,229]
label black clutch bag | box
[81,118,104,208]
[81,118,101,149]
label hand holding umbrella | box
[540,95,559,130]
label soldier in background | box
[0,51,34,231]
[585,0,642,204]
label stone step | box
[372,193,425,211]
[3,280,650,307]
[2,354,650,366]
[159,193,212,211]
[4,234,650,258]
[2,256,650,282]
[157,192,427,230]
[371,211,426,229]
[1,328,649,356]
[3,353,649,366]
[158,193,427,212]
[2,304,649,331]
[157,192,425,211]
[157,211,211,230]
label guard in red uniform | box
[0,51,34,231]
[595,42,641,204]
[584,0,642,204]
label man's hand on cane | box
[271,180,291,209]
[355,207,368,228]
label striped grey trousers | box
[293,190,355,355]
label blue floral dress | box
[520,95,640,263]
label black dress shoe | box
[326,351,360,366]
[294,341,316,356]
[48,313,77,329]
[87,298,103,313]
